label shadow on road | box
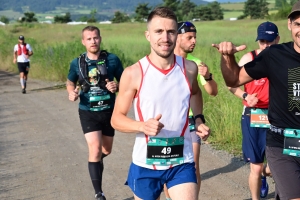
[201,157,246,181]
[123,197,134,200]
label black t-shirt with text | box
[244,42,300,147]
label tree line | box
[0,0,297,24]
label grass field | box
[0,19,290,155]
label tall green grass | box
[0,19,290,155]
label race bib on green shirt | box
[89,87,111,111]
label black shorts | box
[266,146,300,199]
[78,109,114,136]
[17,62,30,74]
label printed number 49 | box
[161,147,171,154]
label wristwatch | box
[205,73,213,81]
[242,92,248,100]
[194,114,205,123]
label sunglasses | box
[177,21,194,32]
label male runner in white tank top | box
[111,6,210,200]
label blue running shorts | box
[241,114,267,163]
[125,162,197,200]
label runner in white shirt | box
[111,7,210,200]
[13,35,33,94]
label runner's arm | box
[212,42,253,87]
[187,61,210,140]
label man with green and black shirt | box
[66,26,123,200]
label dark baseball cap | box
[19,35,25,40]
[255,21,279,42]
[288,0,300,18]
[177,21,197,34]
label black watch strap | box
[242,92,248,100]
[194,114,205,123]
[205,73,213,81]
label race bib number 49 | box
[146,137,184,166]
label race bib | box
[89,87,111,111]
[283,128,300,157]
[146,136,184,166]
[250,108,270,128]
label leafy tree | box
[135,3,151,22]
[194,6,213,21]
[87,9,97,23]
[259,0,269,19]
[241,0,268,19]
[162,0,180,11]
[20,12,38,23]
[268,0,295,20]
[275,0,287,8]
[192,1,223,21]
[162,0,182,20]
[54,12,72,23]
[208,1,223,20]
[180,0,197,20]
[79,15,89,22]
[0,16,9,24]
[111,11,130,23]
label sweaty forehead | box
[148,16,177,30]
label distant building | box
[45,16,54,19]
[40,20,52,24]
[229,18,237,21]
[0,21,5,26]
[67,21,88,25]
[99,21,112,24]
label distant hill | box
[0,0,209,13]
[204,0,245,2]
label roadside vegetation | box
[0,19,291,155]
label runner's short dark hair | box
[147,7,177,24]
[82,26,100,38]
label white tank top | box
[132,55,194,170]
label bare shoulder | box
[238,51,254,66]
[123,62,141,78]
[120,62,142,90]
[185,59,198,75]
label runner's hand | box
[195,122,210,141]
[198,62,209,78]
[105,79,118,93]
[212,42,246,55]
[142,114,164,136]
[68,86,79,101]
[245,93,258,107]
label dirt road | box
[0,71,275,200]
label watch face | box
[243,93,248,99]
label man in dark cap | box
[212,1,300,199]
[13,35,33,94]
[228,21,280,200]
